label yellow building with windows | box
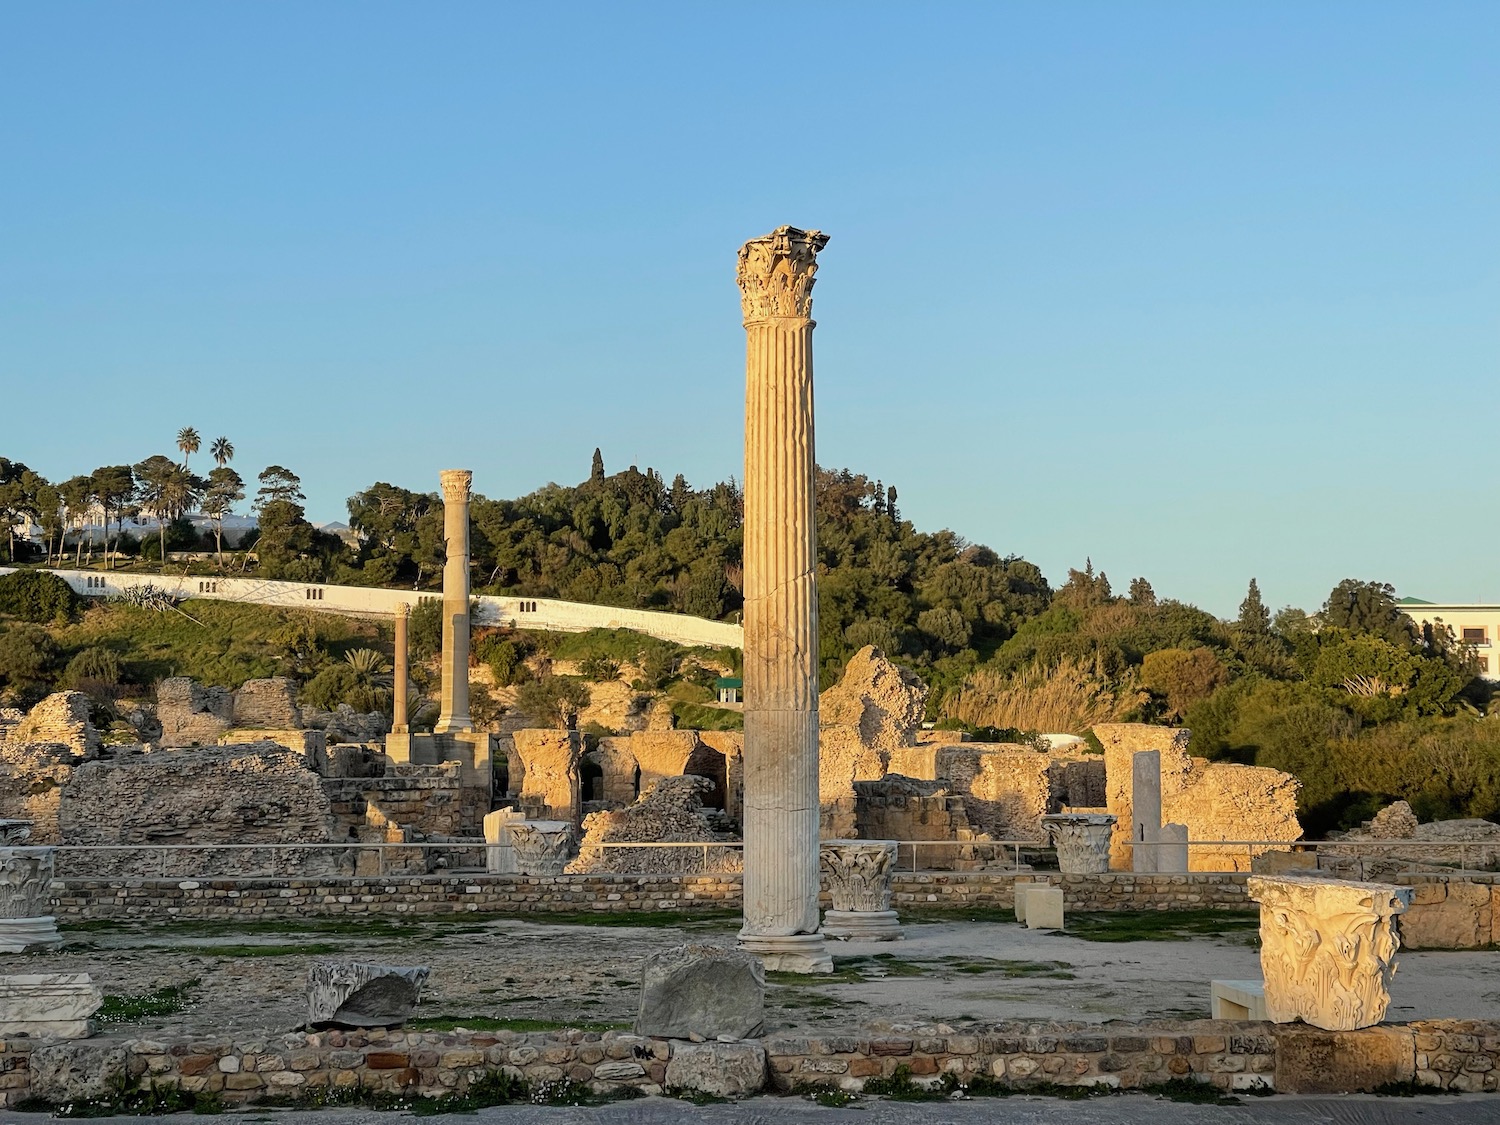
[1398,598,1500,679]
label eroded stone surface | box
[663,1040,767,1097]
[1097,723,1302,871]
[568,776,738,875]
[636,943,765,1039]
[512,729,581,823]
[0,972,102,1038]
[10,692,100,758]
[307,960,429,1028]
[1042,813,1116,875]
[1248,874,1412,1031]
[510,820,575,876]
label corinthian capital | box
[737,226,829,323]
[439,469,472,504]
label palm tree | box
[210,436,234,468]
[176,427,201,468]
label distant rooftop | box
[1398,597,1436,605]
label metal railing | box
[39,836,1500,881]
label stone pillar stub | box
[1158,822,1189,873]
[1248,874,1412,1031]
[1131,750,1161,873]
[392,602,410,734]
[736,226,833,975]
[434,469,473,734]
[484,808,525,875]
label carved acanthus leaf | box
[737,226,829,323]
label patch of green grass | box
[809,1087,859,1107]
[1064,910,1260,944]
[157,942,342,958]
[97,980,197,1024]
[407,1016,629,1033]
[941,956,1076,979]
[669,700,743,731]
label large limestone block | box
[1401,881,1491,949]
[664,1041,767,1098]
[27,1041,129,1101]
[636,944,765,1040]
[629,730,702,795]
[1249,874,1412,1031]
[512,729,582,823]
[483,808,525,875]
[307,960,429,1028]
[1024,886,1064,930]
[1272,1025,1415,1094]
[0,973,102,1038]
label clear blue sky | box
[2,3,1496,616]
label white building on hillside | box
[1398,598,1500,679]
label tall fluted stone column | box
[392,602,410,734]
[434,470,473,734]
[736,226,833,974]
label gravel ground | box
[27,912,1500,1039]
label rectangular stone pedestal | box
[1211,979,1268,1020]
[0,973,102,1039]
[484,808,524,874]
[1024,887,1064,930]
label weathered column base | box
[738,932,833,974]
[822,910,903,942]
[0,973,101,1039]
[0,917,61,954]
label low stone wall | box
[5,1019,1500,1107]
[43,870,1500,949]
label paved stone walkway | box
[23,1095,1500,1124]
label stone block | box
[483,808,524,875]
[1402,881,1490,949]
[1025,886,1064,930]
[1210,980,1268,1021]
[1014,882,1033,923]
[307,961,428,1028]
[0,974,102,1039]
[636,944,764,1040]
[1273,1026,1414,1094]
[664,1042,767,1097]
[1158,823,1189,874]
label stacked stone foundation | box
[7,1020,1500,1107]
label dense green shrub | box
[62,646,122,689]
[299,663,387,714]
[0,570,82,623]
[0,624,62,689]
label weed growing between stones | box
[1368,1081,1461,1096]
[15,1070,637,1118]
[845,1068,1250,1106]
[97,979,198,1024]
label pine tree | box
[1238,578,1271,634]
[1128,577,1156,607]
[590,448,605,484]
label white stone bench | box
[1210,979,1268,1020]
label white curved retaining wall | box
[0,568,743,650]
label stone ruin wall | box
[56,743,342,877]
[568,775,741,875]
[1094,723,1302,872]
